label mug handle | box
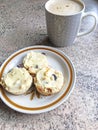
[78,12,97,37]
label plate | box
[0,46,76,114]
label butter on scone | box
[1,67,33,95]
[23,52,48,75]
[34,67,64,95]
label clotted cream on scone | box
[34,67,64,95]
[23,52,48,75]
[1,67,33,95]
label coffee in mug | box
[45,0,97,47]
[46,0,83,15]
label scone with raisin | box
[34,67,64,95]
[23,52,48,76]
[0,67,33,95]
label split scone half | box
[34,67,64,96]
[23,52,48,76]
[0,67,33,95]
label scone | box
[34,67,64,95]
[23,52,48,75]
[0,67,33,95]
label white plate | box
[0,46,76,114]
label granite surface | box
[0,0,98,130]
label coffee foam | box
[46,0,83,15]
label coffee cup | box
[45,0,97,47]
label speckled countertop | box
[0,0,98,130]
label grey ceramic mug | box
[45,0,97,47]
